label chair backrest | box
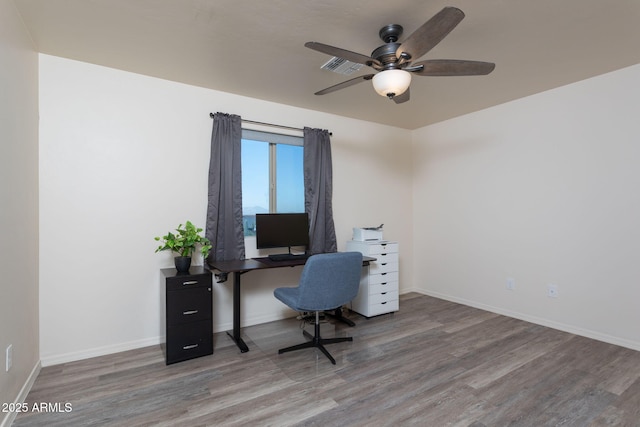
[295,252,363,311]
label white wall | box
[0,0,40,422]
[412,64,640,350]
[38,54,414,365]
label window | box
[241,130,304,236]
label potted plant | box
[155,221,212,272]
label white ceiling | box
[14,0,640,129]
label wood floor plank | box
[13,293,640,427]
[610,376,640,424]
[462,326,573,389]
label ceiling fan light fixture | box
[372,69,411,98]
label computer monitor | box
[255,213,310,253]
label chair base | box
[278,312,353,365]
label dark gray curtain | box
[206,113,245,261]
[304,127,337,254]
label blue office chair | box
[273,251,363,364]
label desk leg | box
[325,307,356,327]
[226,271,249,353]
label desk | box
[208,255,374,353]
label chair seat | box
[273,287,302,311]
[274,287,342,312]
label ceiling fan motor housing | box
[371,43,402,69]
[371,24,405,70]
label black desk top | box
[208,255,375,274]
[207,258,266,273]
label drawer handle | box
[381,273,387,276]
[381,282,387,285]
[381,302,387,305]
[182,280,198,286]
[381,292,387,295]
[183,344,199,350]
[381,263,387,266]
[183,310,199,315]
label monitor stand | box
[267,247,309,262]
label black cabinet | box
[161,266,213,365]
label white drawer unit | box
[346,240,399,317]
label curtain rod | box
[209,112,332,136]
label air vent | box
[320,57,363,75]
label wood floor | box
[14,293,640,427]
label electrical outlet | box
[6,344,12,372]
[506,278,515,290]
[547,284,558,298]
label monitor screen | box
[255,213,310,250]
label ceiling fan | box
[305,6,495,104]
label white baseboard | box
[1,360,41,427]
[40,310,296,367]
[226,310,297,331]
[415,289,640,352]
[40,336,162,367]
[399,286,421,295]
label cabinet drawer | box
[370,281,399,295]
[363,242,399,255]
[165,273,212,291]
[369,261,398,275]
[369,290,398,305]
[369,271,399,285]
[166,320,213,364]
[166,286,212,326]
[368,299,399,317]
[346,241,399,256]
[372,252,398,264]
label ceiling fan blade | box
[393,88,410,104]
[305,42,381,67]
[409,59,495,76]
[396,7,465,62]
[314,74,375,95]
